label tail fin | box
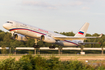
[74,22,89,37]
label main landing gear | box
[49,44,55,48]
[33,39,55,48]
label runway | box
[0,54,105,61]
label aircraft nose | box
[3,23,8,29]
[3,23,6,28]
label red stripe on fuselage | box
[9,28,46,35]
[64,40,79,46]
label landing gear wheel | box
[33,45,39,48]
[49,46,55,48]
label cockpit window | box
[7,21,9,23]
[7,21,13,24]
[9,22,13,24]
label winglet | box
[99,33,103,38]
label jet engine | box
[41,35,56,43]
[13,34,28,41]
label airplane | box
[3,20,102,48]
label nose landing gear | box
[33,39,40,48]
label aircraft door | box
[12,22,18,28]
[15,22,19,28]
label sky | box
[0,0,105,34]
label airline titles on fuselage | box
[20,23,48,34]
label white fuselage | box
[3,20,80,47]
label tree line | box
[0,30,105,48]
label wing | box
[54,34,102,40]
